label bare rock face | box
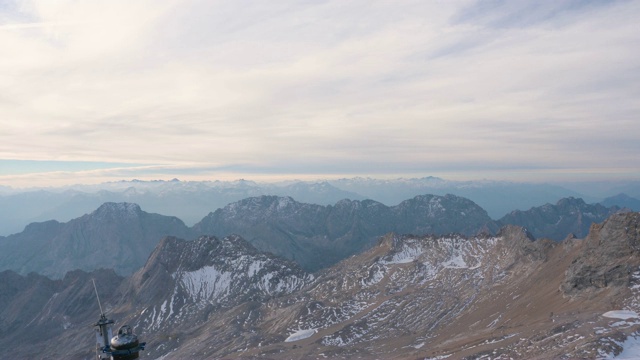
[183,226,560,359]
[193,194,495,272]
[126,234,313,307]
[495,224,553,262]
[498,197,623,241]
[114,234,314,346]
[0,268,123,359]
[0,202,195,278]
[562,212,640,296]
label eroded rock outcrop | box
[562,212,640,296]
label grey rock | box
[0,202,195,278]
[561,212,640,296]
[498,197,622,241]
[193,194,496,271]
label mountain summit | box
[193,194,496,271]
[498,197,623,240]
[0,202,194,278]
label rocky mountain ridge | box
[601,193,640,212]
[0,194,495,278]
[0,202,194,278]
[327,176,590,218]
[0,179,363,236]
[497,196,625,241]
[3,212,640,359]
[193,194,496,271]
[0,194,626,278]
[4,176,631,237]
[0,268,124,359]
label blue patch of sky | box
[0,160,146,175]
[451,0,619,29]
[0,0,36,25]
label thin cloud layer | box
[1,0,639,186]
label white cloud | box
[0,0,639,185]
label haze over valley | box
[1,177,639,237]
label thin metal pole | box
[92,279,104,315]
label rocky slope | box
[0,268,124,359]
[0,235,313,359]
[498,197,623,240]
[0,202,195,278]
[4,212,640,359]
[153,212,640,359]
[193,194,496,271]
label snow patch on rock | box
[604,335,640,359]
[603,310,639,320]
[285,328,316,342]
[443,252,468,269]
[178,265,233,302]
[383,244,424,264]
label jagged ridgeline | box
[192,194,498,271]
[0,194,499,277]
[2,177,614,237]
[497,197,622,240]
[0,202,194,278]
[2,212,640,359]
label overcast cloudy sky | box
[1,0,639,187]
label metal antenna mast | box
[93,279,104,315]
[93,279,114,360]
[92,279,145,360]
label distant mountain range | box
[0,192,632,278]
[601,193,640,211]
[3,211,640,359]
[0,194,497,277]
[193,194,497,271]
[1,177,637,237]
[496,197,624,241]
[0,203,193,279]
[0,179,362,237]
[327,176,593,218]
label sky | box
[1,0,639,188]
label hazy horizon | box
[0,169,558,190]
[1,174,638,198]
[2,1,639,188]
